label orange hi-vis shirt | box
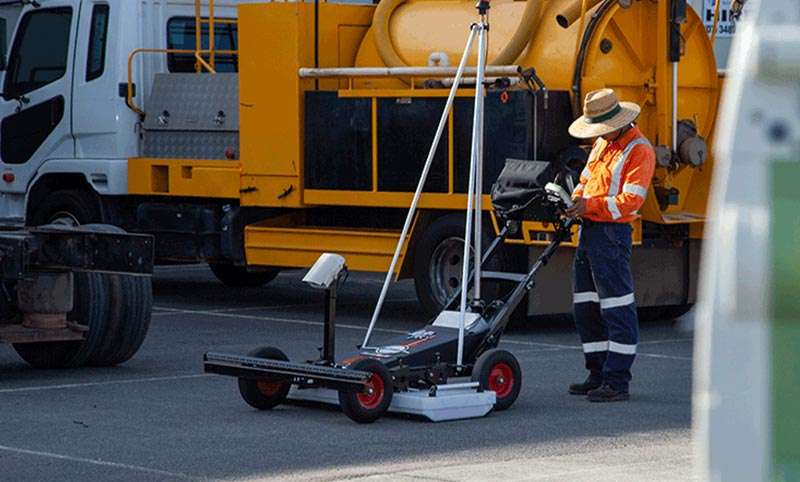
[571,125,656,223]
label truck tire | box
[338,358,393,424]
[81,225,152,367]
[28,188,102,226]
[471,348,522,411]
[13,272,110,369]
[238,346,292,410]
[413,213,516,316]
[209,263,280,288]
[15,189,107,368]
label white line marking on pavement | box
[633,352,693,361]
[501,338,692,360]
[501,339,577,349]
[0,374,211,394]
[150,307,692,361]
[0,444,193,479]
[153,298,420,314]
[151,306,410,334]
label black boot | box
[568,374,603,395]
[587,384,630,402]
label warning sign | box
[703,0,738,37]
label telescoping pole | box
[458,1,490,367]
[362,25,480,349]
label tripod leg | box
[362,24,480,349]
[457,23,489,367]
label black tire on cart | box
[83,225,153,366]
[13,271,110,369]
[413,213,519,316]
[472,348,522,411]
[238,346,292,410]
[209,263,280,288]
[338,358,393,424]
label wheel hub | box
[488,362,514,399]
[429,236,475,307]
[49,212,80,227]
[357,373,385,409]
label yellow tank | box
[355,0,720,224]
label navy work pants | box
[572,221,638,392]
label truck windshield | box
[167,17,237,73]
[5,7,72,98]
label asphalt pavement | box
[0,266,696,481]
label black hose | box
[570,0,616,116]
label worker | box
[564,88,656,402]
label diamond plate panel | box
[143,73,239,131]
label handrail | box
[298,66,522,78]
[200,18,236,25]
[125,48,237,117]
[193,0,239,71]
[195,0,216,72]
[124,1,238,117]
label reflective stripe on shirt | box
[606,197,622,220]
[609,138,650,196]
[623,183,648,198]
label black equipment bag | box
[491,159,575,222]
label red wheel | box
[338,358,393,423]
[238,346,291,410]
[472,349,522,411]
[255,381,283,397]
[487,362,515,399]
[357,372,386,410]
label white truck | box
[0,0,247,226]
[0,0,166,369]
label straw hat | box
[569,88,641,139]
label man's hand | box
[565,197,587,218]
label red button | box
[2,172,14,183]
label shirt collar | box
[612,125,642,150]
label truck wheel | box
[15,189,108,368]
[92,274,152,366]
[238,346,292,410]
[338,358,393,424]
[13,272,110,369]
[209,263,280,288]
[472,349,522,411]
[67,224,152,367]
[413,213,514,316]
[28,189,102,226]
